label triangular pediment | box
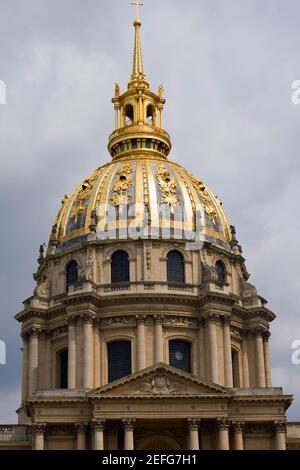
[88,364,235,398]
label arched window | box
[215,260,226,284]
[108,341,132,383]
[147,105,155,125]
[232,349,240,387]
[111,251,130,284]
[169,340,191,373]
[125,104,134,126]
[167,251,185,284]
[57,349,68,389]
[66,260,78,287]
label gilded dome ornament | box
[111,163,133,210]
[71,175,98,224]
[188,172,218,225]
[156,165,180,215]
[158,85,164,99]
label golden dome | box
[52,155,231,249]
[50,10,232,250]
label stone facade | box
[1,9,300,452]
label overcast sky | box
[0,0,300,423]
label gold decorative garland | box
[187,172,217,225]
[156,165,179,215]
[111,163,133,210]
[71,172,99,224]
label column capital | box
[21,331,30,341]
[206,313,219,325]
[80,313,95,324]
[32,423,47,435]
[231,421,245,433]
[241,329,249,340]
[154,315,164,325]
[253,328,265,338]
[28,327,43,338]
[75,422,88,433]
[122,418,136,431]
[187,418,201,431]
[274,420,287,433]
[136,315,147,325]
[216,418,230,430]
[263,330,271,341]
[92,420,106,432]
[222,315,231,326]
[93,317,101,327]
[67,315,77,326]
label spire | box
[130,1,145,80]
[108,2,171,160]
[132,18,145,79]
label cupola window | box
[125,104,134,125]
[66,260,79,288]
[232,349,240,387]
[147,105,155,125]
[215,260,226,284]
[111,250,130,284]
[169,340,191,373]
[57,349,68,389]
[108,341,132,383]
[167,251,185,284]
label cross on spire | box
[131,0,143,20]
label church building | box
[1,5,300,451]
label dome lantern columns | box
[109,14,170,160]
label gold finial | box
[131,1,145,79]
[131,0,143,21]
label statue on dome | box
[115,83,120,98]
[158,84,164,99]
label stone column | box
[68,318,76,389]
[207,315,219,383]
[93,320,101,389]
[263,332,272,387]
[82,315,93,389]
[28,328,41,396]
[114,106,119,130]
[217,418,230,450]
[92,420,106,451]
[255,329,266,387]
[241,331,250,388]
[76,423,87,450]
[187,419,200,450]
[21,333,29,402]
[138,97,143,122]
[223,316,233,388]
[44,332,52,389]
[154,316,164,364]
[33,423,46,451]
[232,421,245,450]
[274,421,286,450]
[136,316,146,370]
[159,109,163,129]
[198,319,206,379]
[123,418,136,450]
